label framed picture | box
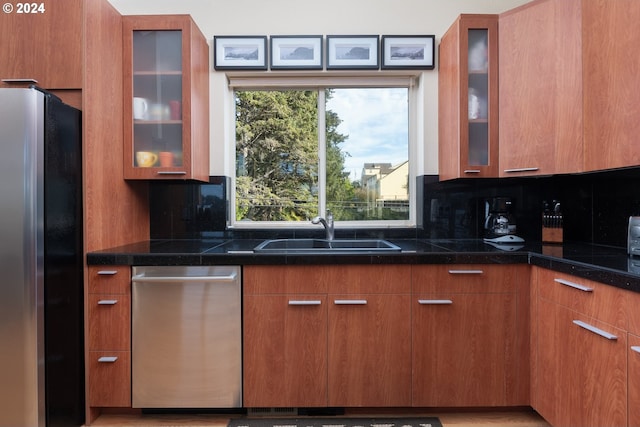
[214,36,268,70]
[326,35,379,70]
[270,35,323,70]
[381,35,435,70]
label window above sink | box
[227,75,421,230]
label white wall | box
[108,0,531,176]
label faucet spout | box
[311,210,334,240]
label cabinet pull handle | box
[418,299,453,305]
[288,300,321,306]
[98,299,118,305]
[98,356,118,363]
[157,171,187,175]
[1,78,38,83]
[463,170,481,174]
[503,167,539,173]
[632,346,640,354]
[448,269,483,274]
[334,299,367,305]
[97,270,118,275]
[573,320,617,340]
[554,278,593,292]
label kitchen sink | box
[253,238,402,253]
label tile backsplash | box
[150,168,640,248]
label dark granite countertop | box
[86,238,640,293]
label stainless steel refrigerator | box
[0,87,84,427]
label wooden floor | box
[88,409,551,427]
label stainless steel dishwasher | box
[131,266,241,408]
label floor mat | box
[228,417,443,427]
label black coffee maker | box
[484,197,523,243]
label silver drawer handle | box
[97,270,119,275]
[448,269,483,274]
[554,278,593,292]
[2,78,38,83]
[157,171,187,175]
[334,299,367,305]
[573,320,617,340]
[503,167,539,173]
[418,299,453,305]
[98,356,118,363]
[463,170,481,174]
[98,299,118,305]
[632,346,640,354]
[288,300,321,306]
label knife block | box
[542,226,563,244]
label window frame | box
[225,73,421,229]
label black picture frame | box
[381,35,435,70]
[213,36,268,70]
[326,35,380,70]
[270,35,323,70]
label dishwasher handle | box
[132,272,238,283]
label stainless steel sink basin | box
[253,238,401,253]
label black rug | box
[228,417,443,427]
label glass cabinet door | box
[467,29,489,167]
[438,14,498,181]
[131,30,183,169]
[123,15,209,182]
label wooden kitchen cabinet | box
[243,265,328,407]
[0,0,82,89]
[499,0,583,177]
[583,0,640,171]
[627,290,640,427]
[629,333,640,427]
[532,267,627,427]
[326,265,411,407]
[87,266,131,408]
[438,15,499,180]
[243,265,411,408]
[411,265,528,407]
[122,15,209,181]
[499,0,640,176]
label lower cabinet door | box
[629,334,640,427]
[535,299,574,426]
[412,293,515,406]
[88,351,131,407]
[328,294,411,407]
[573,313,627,427]
[243,295,328,407]
[537,299,627,427]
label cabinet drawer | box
[88,351,131,407]
[88,294,131,351]
[88,265,130,294]
[244,265,410,295]
[412,265,520,294]
[327,265,410,294]
[628,291,640,335]
[244,265,329,295]
[535,267,626,329]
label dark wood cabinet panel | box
[0,0,82,89]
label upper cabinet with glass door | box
[438,14,498,181]
[123,15,209,181]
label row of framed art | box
[213,35,435,71]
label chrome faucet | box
[312,210,334,240]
